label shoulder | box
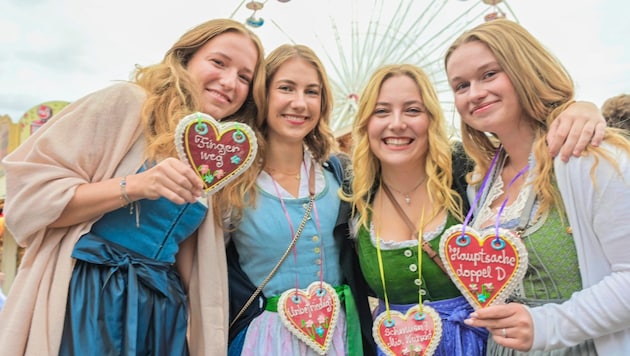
[57,82,146,123]
[324,152,352,184]
[93,82,146,104]
[554,142,630,177]
[451,141,474,175]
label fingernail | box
[464,319,473,325]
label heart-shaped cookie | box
[373,304,442,356]
[174,112,257,195]
[277,282,340,355]
[439,224,528,310]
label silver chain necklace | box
[385,175,427,205]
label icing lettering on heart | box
[373,304,442,356]
[174,112,257,195]
[277,282,339,355]
[438,224,528,310]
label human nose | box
[219,68,237,91]
[468,81,487,102]
[388,111,407,130]
[290,91,307,110]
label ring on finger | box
[501,327,507,338]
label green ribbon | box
[266,284,363,355]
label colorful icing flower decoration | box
[231,155,242,164]
[317,314,330,329]
[197,164,215,184]
[300,315,330,340]
[484,282,495,293]
[301,318,317,340]
[214,169,225,179]
[318,314,326,324]
[477,283,493,302]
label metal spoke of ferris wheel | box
[321,0,489,130]
[232,0,518,131]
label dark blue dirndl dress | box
[59,194,206,356]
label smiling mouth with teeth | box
[384,138,412,146]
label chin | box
[204,107,228,120]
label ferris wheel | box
[231,0,518,136]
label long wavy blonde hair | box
[133,18,266,161]
[216,44,338,228]
[445,19,630,218]
[343,64,463,230]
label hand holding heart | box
[464,303,534,352]
[130,157,204,204]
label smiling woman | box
[0,18,266,355]
[224,44,377,356]
[445,19,630,356]
[342,63,481,356]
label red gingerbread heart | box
[277,282,340,355]
[439,225,528,310]
[373,304,442,356]
[175,112,257,195]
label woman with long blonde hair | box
[446,19,630,355]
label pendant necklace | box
[385,175,427,205]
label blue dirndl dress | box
[59,194,206,356]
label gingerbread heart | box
[277,282,340,355]
[174,112,257,195]
[373,304,442,356]
[438,224,528,310]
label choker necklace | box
[384,175,427,205]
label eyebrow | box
[274,79,321,88]
[449,61,500,83]
[375,100,423,106]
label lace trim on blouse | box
[473,152,536,230]
[368,215,447,250]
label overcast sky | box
[1,0,628,126]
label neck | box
[381,165,427,195]
[501,140,533,171]
[265,140,305,172]
[496,125,535,170]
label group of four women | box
[1,16,628,356]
